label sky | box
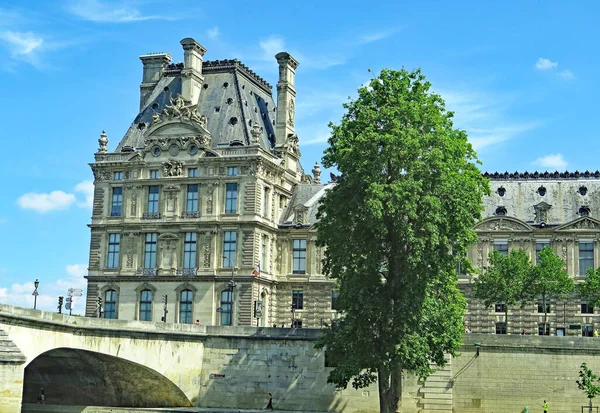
[0,0,598,313]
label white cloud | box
[65,0,172,23]
[17,180,94,213]
[207,26,219,40]
[559,70,575,79]
[532,153,568,170]
[0,31,44,66]
[66,264,87,277]
[259,35,285,61]
[75,180,94,208]
[535,58,558,70]
[256,35,345,70]
[17,190,76,213]
[358,29,398,45]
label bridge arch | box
[23,347,192,407]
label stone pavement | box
[22,405,327,413]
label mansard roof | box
[280,183,334,227]
[116,59,277,153]
[483,170,600,180]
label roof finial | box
[98,130,108,153]
[312,161,321,184]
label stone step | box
[419,387,452,394]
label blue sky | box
[0,0,597,313]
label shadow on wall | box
[198,327,349,412]
[23,348,192,408]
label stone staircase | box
[0,327,26,364]
[417,358,453,413]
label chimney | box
[275,52,299,147]
[180,38,207,105]
[139,53,172,110]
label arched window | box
[179,289,193,324]
[220,290,233,326]
[139,289,153,321]
[495,206,507,216]
[579,206,591,217]
[104,289,117,319]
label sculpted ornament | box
[571,219,600,230]
[287,98,295,126]
[162,159,184,177]
[476,218,530,232]
[153,94,204,125]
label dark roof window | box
[495,207,507,216]
[229,117,238,125]
[226,98,233,104]
[579,186,588,196]
[579,206,591,217]
[223,82,229,88]
[497,187,506,197]
[203,84,208,89]
[538,186,546,196]
[151,103,159,110]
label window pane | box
[183,233,197,269]
[188,168,198,177]
[223,231,237,267]
[179,289,193,324]
[292,290,304,310]
[107,234,120,268]
[186,184,198,212]
[580,242,594,276]
[536,242,551,263]
[331,290,340,310]
[104,289,117,319]
[220,289,233,326]
[494,242,509,256]
[225,183,238,213]
[144,233,157,269]
[227,167,238,176]
[292,239,307,273]
[111,187,123,216]
[139,289,153,321]
[147,186,159,213]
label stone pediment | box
[473,217,533,232]
[555,216,600,232]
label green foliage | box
[577,362,600,406]
[579,267,600,308]
[474,249,532,326]
[315,68,489,412]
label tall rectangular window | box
[495,322,507,335]
[183,233,197,269]
[150,170,159,179]
[107,233,120,269]
[147,186,159,213]
[261,235,268,273]
[144,233,157,269]
[110,187,123,217]
[227,167,238,176]
[104,289,117,319]
[582,302,594,314]
[331,290,340,310]
[536,241,551,263]
[113,171,123,181]
[494,241,509,256]
[292,290,304,310]
[225,183,238,213]
[580,242,594,276]
[263,187,270,218]
[223,231,237,267]
[452,248,466,275]
[186,184,198,212]
[292,239,307,274]
[179,289,193,324]
[220,289,233,326]
[139,289,153,321]
[188,168,198,178]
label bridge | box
[0,303,374,413]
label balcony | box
[142,212,161,219]
[136,268,157,276]
[182,211,200,218]
[177,268,198,276]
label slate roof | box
[116,59,278,153]
[280,183,334,227]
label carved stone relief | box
[276,241,282,273]
[206,185,215,215]
[571,219,600,230]
[162,159,184,177]
[125,234,136,268]
[130,191,137,216]
[476,218,530,232]
[158,234,178,270]
[203,232,214,268]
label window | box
[453,248,466,275]
[292,290,304,310]
[150,170,159,179]
[495,322,507,334]
[225,183,238,213]
[147,186,159,213]
[188,168,198,178]
[538,323,550,336]
[331,290,340,311]
[497,187,506,197]
[292,319,302,328]
[583,325,594,337]
[292,239,307,274]
[536,241,551,263]
[494,302,506,313]
[223,231,237,267]
[139,289,153,321]
[113,171,123,181]
[183,233,197,269]
[179,289,193,324]
[186,184,198,213]
[106,234,120,269]
[537,303,551,313]
[104,289,117,319]
[144,233,157,269]
[263,187,270,218]
[227,167,238,176]
[579,206,591,217]
[495,206,507,216]
[579,242,594,276]
[582,302,594,314]
[261,235,268,273]
[494,241,509,257]
[110,187,123,216]
[220,289,233,326]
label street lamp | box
[222,256,237,326]
[33,279,40,310]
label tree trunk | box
[378,366,402,413]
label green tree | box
[474,249,532,330]
[579,267,600,308]
[315,68,489,413]
[523,246,573,335]
[577,362,600,410]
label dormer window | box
[579,186,588,196]
[497,187,506,197]
[495,207,507,216]
[537,186,546,196]
[579,206,591,217]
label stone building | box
[85,37,600,335]
[85,38,336,328]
